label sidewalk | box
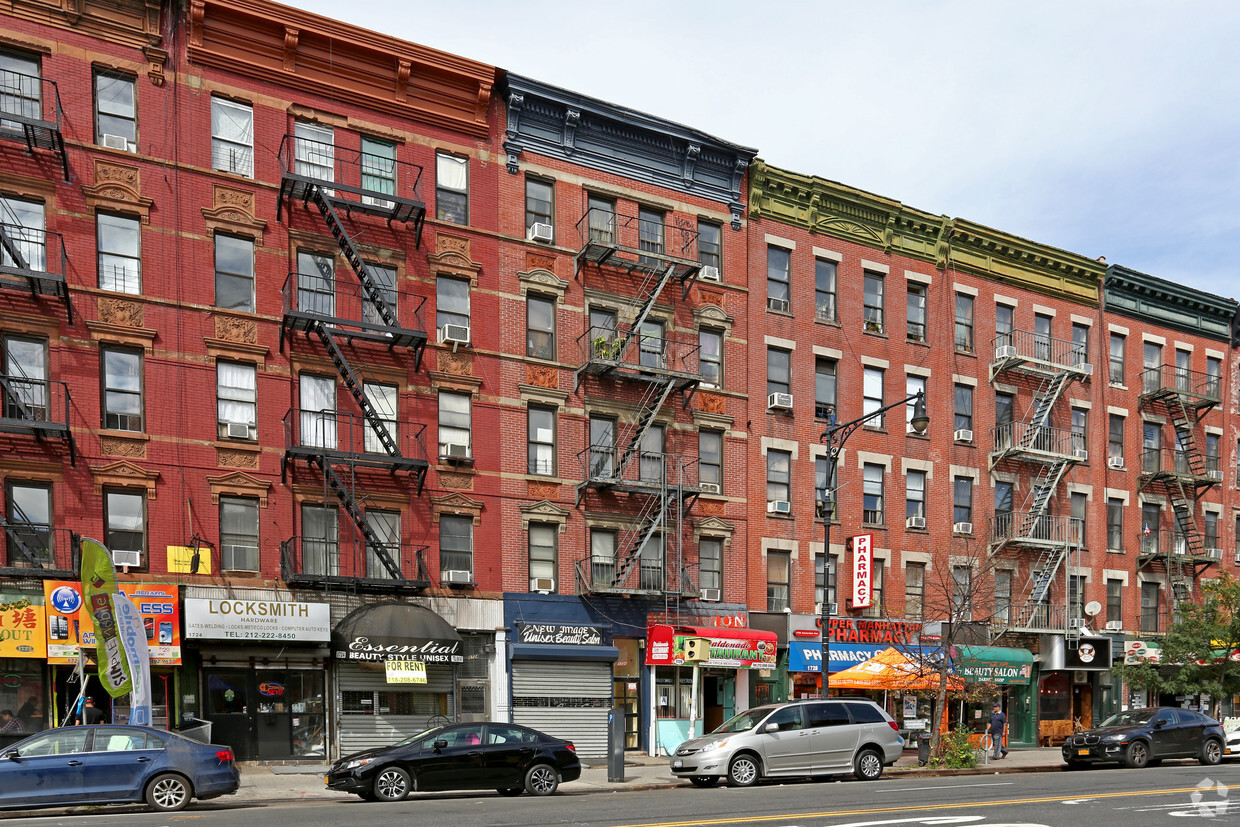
[231,747,1068,802]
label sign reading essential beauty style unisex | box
[184,598,331,642]
[517,623,605,646]
[332,602,463,663]
[851,533,873,609]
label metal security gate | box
[512,660,611,759]
[336,661,455,756]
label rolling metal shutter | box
[512,660,611,759]
[336,662,455,756]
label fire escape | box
[988,328,1091,639]
[0,68,69,181]
[277,133,431,593]
[1136,363,1223,602]
[572,207,704,599]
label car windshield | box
[391,728,439,747]
[711,707,775,734]
[1099,709,1156,727]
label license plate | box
[1077,749,1089,756]
[672,759,683,769]
[323,776,330,785]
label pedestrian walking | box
[74,697,104,726]
[988,702,1009,759]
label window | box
[1034,313,1052,361]
[94,70,135,151]
[1204,511,1219,550]
[815,358,837,420]
[217,361,256,440]
[0,196,45,272]
[864,561,884,618]
[863,272,884,332]
[1072,323,1089,368]
[699,538,722,593]
[1,335,48,422]
[1175,348,1191,392]
[360,137,395,207]
[639,533,664,591]
[953,476,972,525]
[766,246,790,311]
[953,565,973,621]
[1108,332,1126,385]
[815,456,835,521]
[638,207,664,266]
[994,570,1012,623]
[1108,415,1124,465]
[527,406,555,475]
[698,220,721,271]
[524,177,554,235]
[907,283,926,341]
[954,384,973,433]
[639,423,665,483]
[699,430,722,491]
[588,415,615,477]
[1205,433,1220,479]
[1068,574,1086,622]
[638,319,665,369]
[906,376,926,434]
[906,469,926,520]
[1141,502,1161,554]
[363,382,397,454]
[767,347,791,397]
[436,276,470,334]
[1206,355,1222,398]
[294,121,333,184]
[219,496,259,571]
[1071,407,1087,457]
[590,528,616,585]
[104,489,145,564]
[863,367,884,427]
[586,195,614,243]
[0,52,41,128]
[863,463,884,525]
[1070,492,1087,544]
[905,563,925,620]
[1143,341,1162,393]
[211,97,253,177]
[528,523,556,587]
[297,250,334,317]
[699,328,723,388]
[300,503,338,576]
[995,392,1014,448]
[816,258,837,322]
[767,550,790,611]
[767,450,790,505]
[816,553,835,609]
[1106,578,1123,625]
[214,234,254,312]
[438,391,471,456]
[955,293,974,352]
[995,304,1014,349]
[1141,582,1161,633]
[439,514,473,575]
[361,263,397,328]
[5,481,52,565]
[1107,497,1124,550]
[97,213,140,294]
[435,152,468,224]
[526,294,555,360]
[1142,421,1161,474]
[101,347,143,431]
[299,373,336,450]
[1236,516,1240,562]
[365,509,400,580]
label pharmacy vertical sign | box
[851,533,873,609]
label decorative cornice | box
[518,499,571,531]
[1103,265,1237,344]
[430,492,483,524]
[3,0,160,50]
[205,470,272,508]
[89,459,160,497]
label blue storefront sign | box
[790,642,922,674]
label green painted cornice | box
[1104,265,1237,343]
[750,160,1102,306]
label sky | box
[293,0,1240,300]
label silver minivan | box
[670,698,903,786]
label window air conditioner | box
[995,345,1018,359]
[953,522,974,534]
[699,265,721,282]
[1107,456,1124,469]
[527,222,554,243]
[767,500,792,515]
[225,421,251,439]
[442,569,472,584]
[1073,449,1089,461]
[1104,620,1123,632]
[1079,363,1094,376]
[530,577,555,593]
[906,516,926,530]
[1206,547,1223,560]
[101,133,130,151]
[438,324,471,346]
[441,443,470,460]
[767,392,793,412]
[767,297,789,312]
[954,429,973,443]
[699,587,721,602]
[112,550,141,568]
[699,482,721,494]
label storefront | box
[1036,635,1113,746]
[953,645,1034,746]
[0,585,47,746]
[185,589,330,761]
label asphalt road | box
[4,761,1240,826]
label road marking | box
[882,783,1014,793]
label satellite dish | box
[1084,601,1103,617]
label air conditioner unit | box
[767,500,792,515]
[699,482,721,494]
[995,345,1018,359]
[767,392,793,411]
[767,297,789,312]
[954,429,973,443]
[906,516,926,530]
[1104,620,1123,632]
[1205,547,1223,560]
[438,324,471,346]
[441,443,470,460]
[1079,363,1094,376]
[111,550,141,568]
[530,577,555,593]
[1073,449,1089,461]
[527,222,554,243]
[1107,456,1124,469]
[699,587,721,602]
[1068,617,1086,629]
[953,521,974,534]
[442,569,472,584]
[101,133,130,151]
[699,265,721,282]
[225,421,251,439]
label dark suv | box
[1062,706,1224,769]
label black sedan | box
[326,722,580,801]
[1062,706,1225,769]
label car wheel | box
[1200,739,1223,766]
[727,754,760,787]
[689,776,719,788]
[853,748,884,781]
[1122,741,1150,769]
[524,763,559,796]
[497,787,524,796]
[145,773,192,812]
[373,766,411,801]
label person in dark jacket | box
[74,697,104,726]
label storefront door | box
[205,668,325,761]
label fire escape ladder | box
[1169,482,1205,558]
[615,378,677,478]
[625,263,678,342]
[1017,459,1071,534]
[0,513,43,568]
[1165,392,1207,478]
[0,374,34,424]
[306,184,400,330]
[310,455,402,579]
[610,489,678,589]
[309,321,400,458]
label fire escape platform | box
[283,445,428,476]
[0,72,70,181]
[282,310,427,352]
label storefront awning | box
[954,646,1033,685]
[646,625,777,669]
[332,601,464,664]
[789,641,921,674]
[511,642,620,662]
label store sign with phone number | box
[42,581,182,665]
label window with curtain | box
[438,391,471,456]
[300,504,338,577]
[699,328,722,388]
[699,430,722,491]
[436,152,468,224]
[586,195,614,243]
[295,121,333,182]
[526,294,556,360]
[299,374,336,450]
[863,367,883,426]
[906,470,926,519]
[639,423,665,484]
[766,550,790,611]
[363,382,398,454]
[366,509,400,579]
[216,361,256,439]
[590,528,616,586]
[527,406,555,476]
[699,538,722,592]
[219,496,259,572]
[639,534,664,591]
[528,523,557,585]
[439,514,473,574]
[210,97,253,177]
[638,207,664,266]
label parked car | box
[0,725,239,812]
[670,698,903,787]
[325,721,580,801]
[1224,719,1240,760]
[1062,706,1225,769]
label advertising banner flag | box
[80,538,132,698]
[113,592,151,725]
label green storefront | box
[956,646,1036,747]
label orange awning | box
[828,646,963,691]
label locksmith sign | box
[184,598,331,642]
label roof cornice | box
[1104,265,1237,342]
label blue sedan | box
[0,725,240,812]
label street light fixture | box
[819,390,928,693]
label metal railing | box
[0,525,76,576]
[991,329,1091,373]
[991,422,1085,459]
[1137,528,1221,561]
[1140,364,1222,402]
[278,134,425,205]
[0,70,63,132]
[1140,447,1215,480]
[0,375,71,430]
[578,445,702,490]
[576,208,699,263]
[999,603,1069,632]
[281,272,426,334]
[577,325,703,378]
[283,407,428,463]
[574,556,699,596]
[281,535,429,586]
[0,222,67,282]
[991,511,1082,546]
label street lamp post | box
[819,390,928,694]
